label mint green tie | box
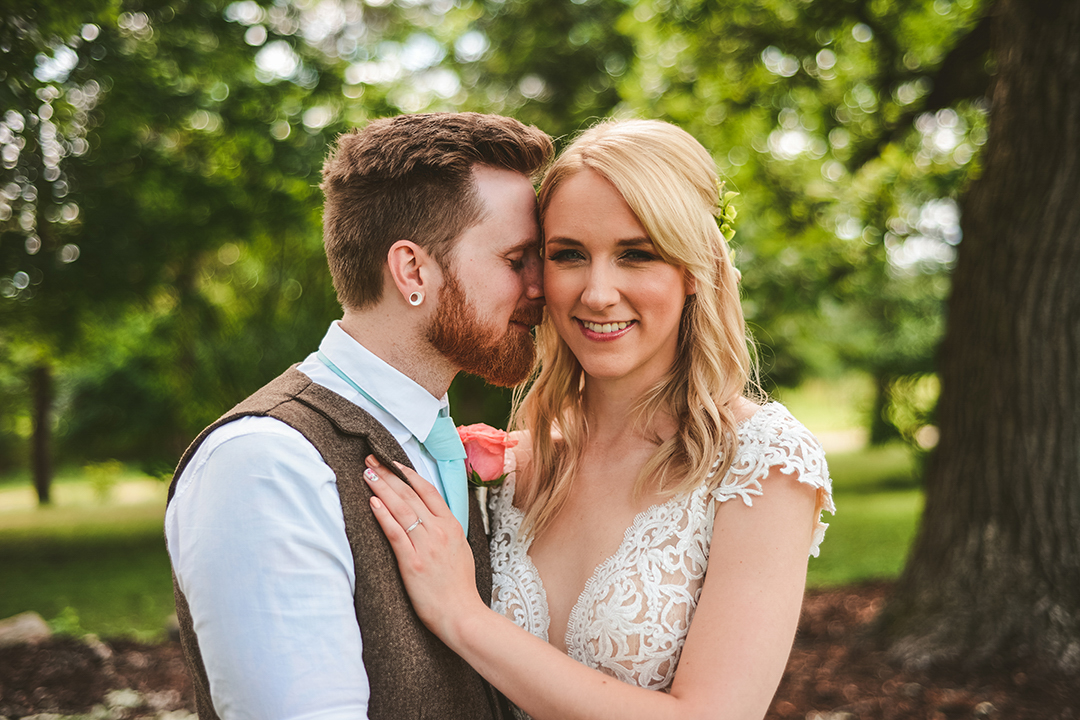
[422,412,469,535]
[316,351,467,534]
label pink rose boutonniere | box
[457,423,517,489]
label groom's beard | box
[427,271,542,388]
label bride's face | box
[542,169,693,387]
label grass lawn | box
[0,389,926,638]
[0,481,174,642]
[806,440,923,587]
[805,489,922,587]
[776,377,925,587]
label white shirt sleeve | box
[165,416,369,720]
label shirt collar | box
[318,321,447,443]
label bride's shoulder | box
[736,399,816,441]
[730,396,762,425]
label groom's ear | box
[386,240,441,307]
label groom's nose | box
[522,247,544,303]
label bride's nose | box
[581,264,619,310]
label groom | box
[164,113,552,720]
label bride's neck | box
[580,378,676,447]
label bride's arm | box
[364,455,816,720]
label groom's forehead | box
[449,235,537,262]
[452,212,540,256]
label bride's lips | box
[576,318,636,341]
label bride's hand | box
[363,455,488,640]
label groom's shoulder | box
[171,416,323,496]
[216,365,375,436]
[226,364,313,416]
[230,364,385,439]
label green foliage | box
[0,337,29,472]
[1,0,990,471]
[83,458,124,502]
[883,373,940,447]
[1,0,351,466]
[611,0,988,398]
[48,606,86,637]
[455,0,634,138]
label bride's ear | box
[387,240,441,307]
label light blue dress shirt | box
[164,322,451,720]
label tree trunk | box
[879,0,1080,672]
[31,362,53,505]
[868,371,898,446]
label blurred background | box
[2,0,984,641]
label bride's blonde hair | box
[511,118,761,538]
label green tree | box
[1,0,347,488]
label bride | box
[362,118,834,720]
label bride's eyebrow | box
[545,237,652,247]
[543,237,581,247]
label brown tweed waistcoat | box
[167,366,510,720]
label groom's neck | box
[338,309,456,399]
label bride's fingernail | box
[366,455,382,468]
[363,468,379,483]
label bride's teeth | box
[584,320,631,333]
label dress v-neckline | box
[509,403,771,652]
[514,486,689,650]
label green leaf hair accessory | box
[717,181,739,243]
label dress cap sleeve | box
[709,403,835,557]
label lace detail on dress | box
[490,451,551,643]
[488,403,833,716]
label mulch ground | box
[772,582,1079,720]
[1,581,1077,719]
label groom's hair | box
[320,112,553,310]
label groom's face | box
[425,165,544,387]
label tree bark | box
[31,362,53,505]
[879,0,1080,672]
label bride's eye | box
[622,249,659,262]
[548,248,585,262]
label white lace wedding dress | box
[488,403,834,719]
